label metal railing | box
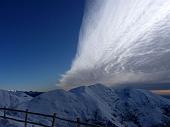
[0,107,102,127]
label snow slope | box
[0,90,32,127]
[0,90,32,108]
[17,84,170,127]
[0,84,170,127]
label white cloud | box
[60,0,170,89]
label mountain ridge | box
[0,84,170,127]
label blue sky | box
[0,0,85,91]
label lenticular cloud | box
[60,0,170,89]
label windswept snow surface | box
[0,85,170,127]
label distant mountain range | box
[161,95,170,99]
[0,84,170,127]
[24,91,44,97]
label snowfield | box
[0,84,170,127]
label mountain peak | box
[0,85,170,127]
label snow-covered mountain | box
[0,90,32,127]
[0,84,170,127]
[0,90,32,108]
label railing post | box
[51,113,56,127]
[3,106,6,119]
[24,109,28,127]
[76,117,80,127]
